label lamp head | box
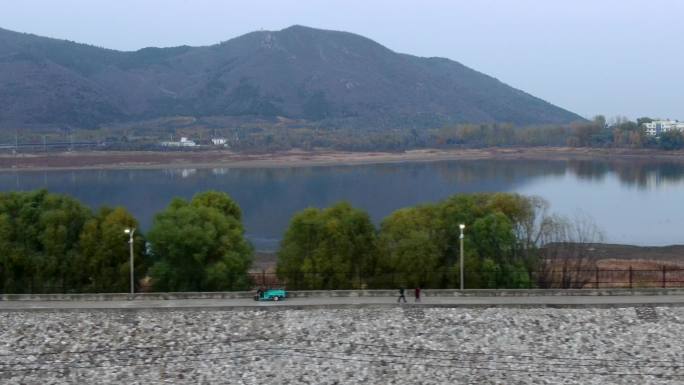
[459,224,465,230]
[124,229,131,234]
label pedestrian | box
[255,286,264,301]
[414,287,421,302]
[397,287,407,303]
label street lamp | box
[124,228,135,296]
[459,224,465,291]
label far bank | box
[2,147,684,171]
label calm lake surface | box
[1,159,683,250]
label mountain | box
[0,25,583,130]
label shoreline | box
[1,147,684,172]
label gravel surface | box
[1,306,683,384]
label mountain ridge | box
[0,25,583,130]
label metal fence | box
[2,267,683,294]
[252,267,684,290]
[553,266,684,289]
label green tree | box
[659,130,684,150]
[373,193,538,289]
[0,190,91,293]
[377,205,444,287]
[190,190,242,220]
[275,193,542,290]
[636,117,654,126]
[78,207,146,292]
[471,212,516,263]
[277,202,378,289]
[147,191,253,291]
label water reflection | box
[163,168,197,178]
[1,158,684,249]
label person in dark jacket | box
[414,287,421,302]
[255,287,264,301]
[397,287,407,303]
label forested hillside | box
[0,25,582,131]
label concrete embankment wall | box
[2,288,684,301]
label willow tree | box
[78,206,145,292]
[277,202,378,290]
[372,193,542,289]
[377,205,445,288]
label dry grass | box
[586,259,684,288]
[541,258,684,289]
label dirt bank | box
[2,147,684,171]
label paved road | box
[2,295,684,310]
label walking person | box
[397,287,407,303]
[414,286,421,303]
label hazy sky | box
[1,0,682,120]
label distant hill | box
[0,25,583,130]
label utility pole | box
[124,228,136,296]
[459,224,465,291]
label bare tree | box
[515,195,553,252]
[537,213,605,289]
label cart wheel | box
[273,296,280,301]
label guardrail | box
[3,288,684,302]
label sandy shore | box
[2,147,684,171]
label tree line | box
[14,115,682,154]
[431,116,683,150]
[275,194,596,289]
[0,190,599,293]
[124,115,684,152]
[0,190,252,293]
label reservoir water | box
[1,159,683,250]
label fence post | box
[595,267,599,289]
[629,266,633,289]
[662,265,666,289]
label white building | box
[643,120,684,136]
[179,137,196,146]
[211,138,227,146]
[161,137,197,147]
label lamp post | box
[459,224,465,291]
[124,228,135,295]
